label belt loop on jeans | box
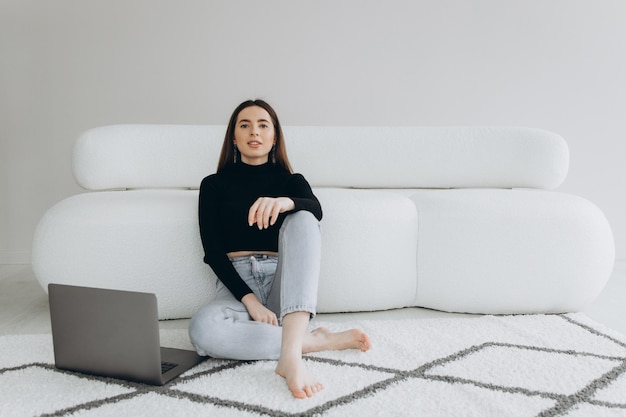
[249,255,258,275]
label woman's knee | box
[188,301,241,357]
[189,304,217,355]
[281,211,320,235]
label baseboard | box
[0,251,31,265]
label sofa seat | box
[409,188,614,314]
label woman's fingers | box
[248,198,262,227]
[248,197,289,229]
[252,306,278,326]
[242,293,278,325]
[249,197,271,229]
[269,204,281,226]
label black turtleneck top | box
[198,161,323,301]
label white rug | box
[2,313,626,417]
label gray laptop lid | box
[48,284,205,385]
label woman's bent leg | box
[267,211,321,322]
[188,295,282,360]
[264,211,325,398]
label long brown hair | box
[216,99,293,173]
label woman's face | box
[234,106,276,166]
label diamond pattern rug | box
[2,313,626,416]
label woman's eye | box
[260,123,269,128]
[239,123,249,129]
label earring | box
[271,144,276,164]
[233,144,238,163]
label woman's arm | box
[247,174,321,230]
[198,176,254,301]
[286,173,323,220]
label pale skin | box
[228,106,372,399]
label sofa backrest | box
[73,125,569,190]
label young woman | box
[189,99,371,399]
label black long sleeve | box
[198,162,322,301]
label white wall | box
[1,0,625,263]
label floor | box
[1,261,625,336]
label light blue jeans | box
[188,211,321,360]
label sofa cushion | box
[73,125,569,191]
[32,190,213,319]
[314,188,418,313]
[287,126,568,190]
[409,189,615,314]
[73,125,224,191]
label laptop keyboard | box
[161,361,178,374]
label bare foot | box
[303,327,371,354]
[275,356,324,399]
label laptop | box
[48,283,206,385]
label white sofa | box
[32,125,615,319]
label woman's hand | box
[241,293,278,325]
[248,197,295,230]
